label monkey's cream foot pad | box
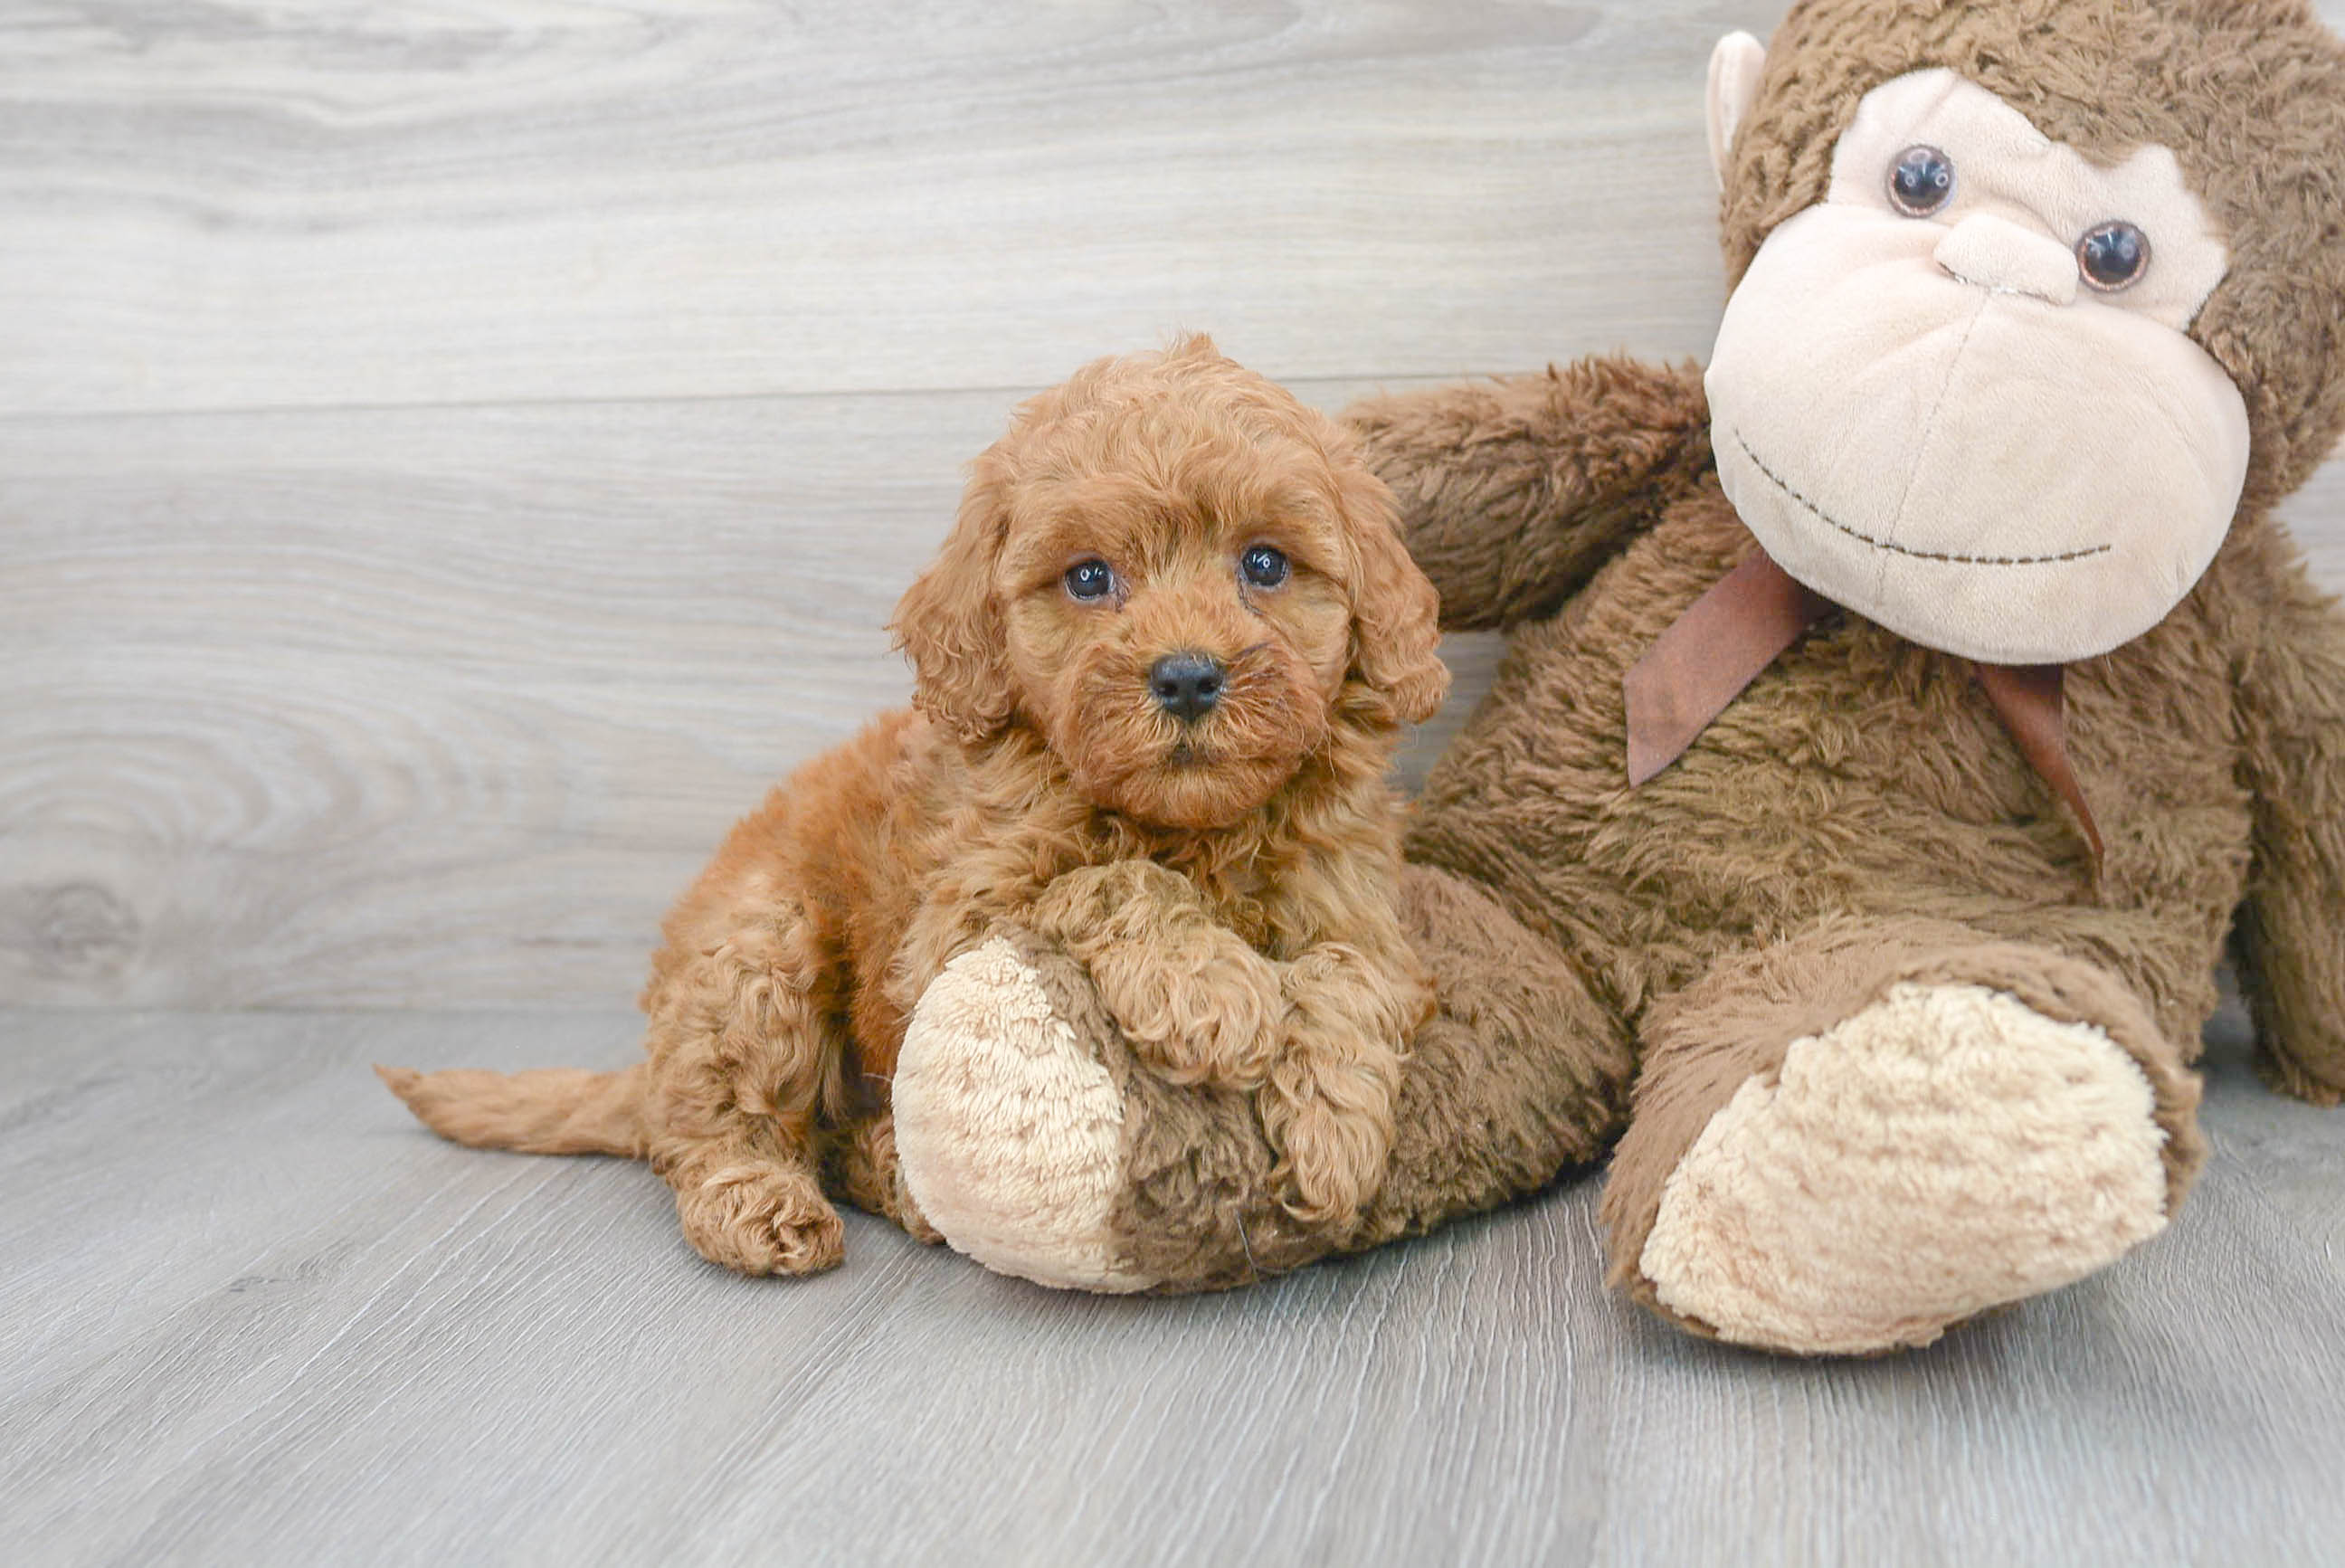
[894,938,1154,1292]
[1638,982,2174,1356]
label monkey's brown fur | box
[382,337,1448,1273]
[893,0,2345,1345]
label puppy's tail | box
[375,1061,650,1159]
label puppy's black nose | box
[1149,651,1226,723]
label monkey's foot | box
[1629,982,2180,1354]
[893,936,1155,1292]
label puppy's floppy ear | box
[1335,461,1448,726]
[889,456,1017,746]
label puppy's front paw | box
[1087,930,1284,1088]
[674,1162,845,1277]
[1259,1053,1400,1229]
[1032,860,1284,1087]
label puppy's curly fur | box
[380,336,1447,1275]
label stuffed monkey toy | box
[884,0,2345,1354]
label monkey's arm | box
[1343,355,1713,631]
[2233,536,2345,1106]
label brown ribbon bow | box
[1622,549,2105,875]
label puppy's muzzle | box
[1149,651,1226,724]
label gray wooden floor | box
[4,1004,2342,1566]
[7,2,2345,1563]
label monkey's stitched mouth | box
[1732,430,2112,567]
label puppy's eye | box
[1064,559,1116,602]
[1239,546,1290,589]
[1887,145,1955,217]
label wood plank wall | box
[5,1,2341,1009]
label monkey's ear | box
[1707,32,1769,193]
[888,461,1018,746]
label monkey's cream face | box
[1705,69,2253,665]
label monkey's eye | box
[1239,545,1290,589]
[1064,559,1117,602]
[2077,221,2151,291]
[1887,146,1956,216]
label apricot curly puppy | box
[379,336,1448,1276]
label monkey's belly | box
[1404,500,2254,1036]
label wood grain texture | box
[17,0,2340,418]
[0,0,1780,417]
[0,1008,2340,1566]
